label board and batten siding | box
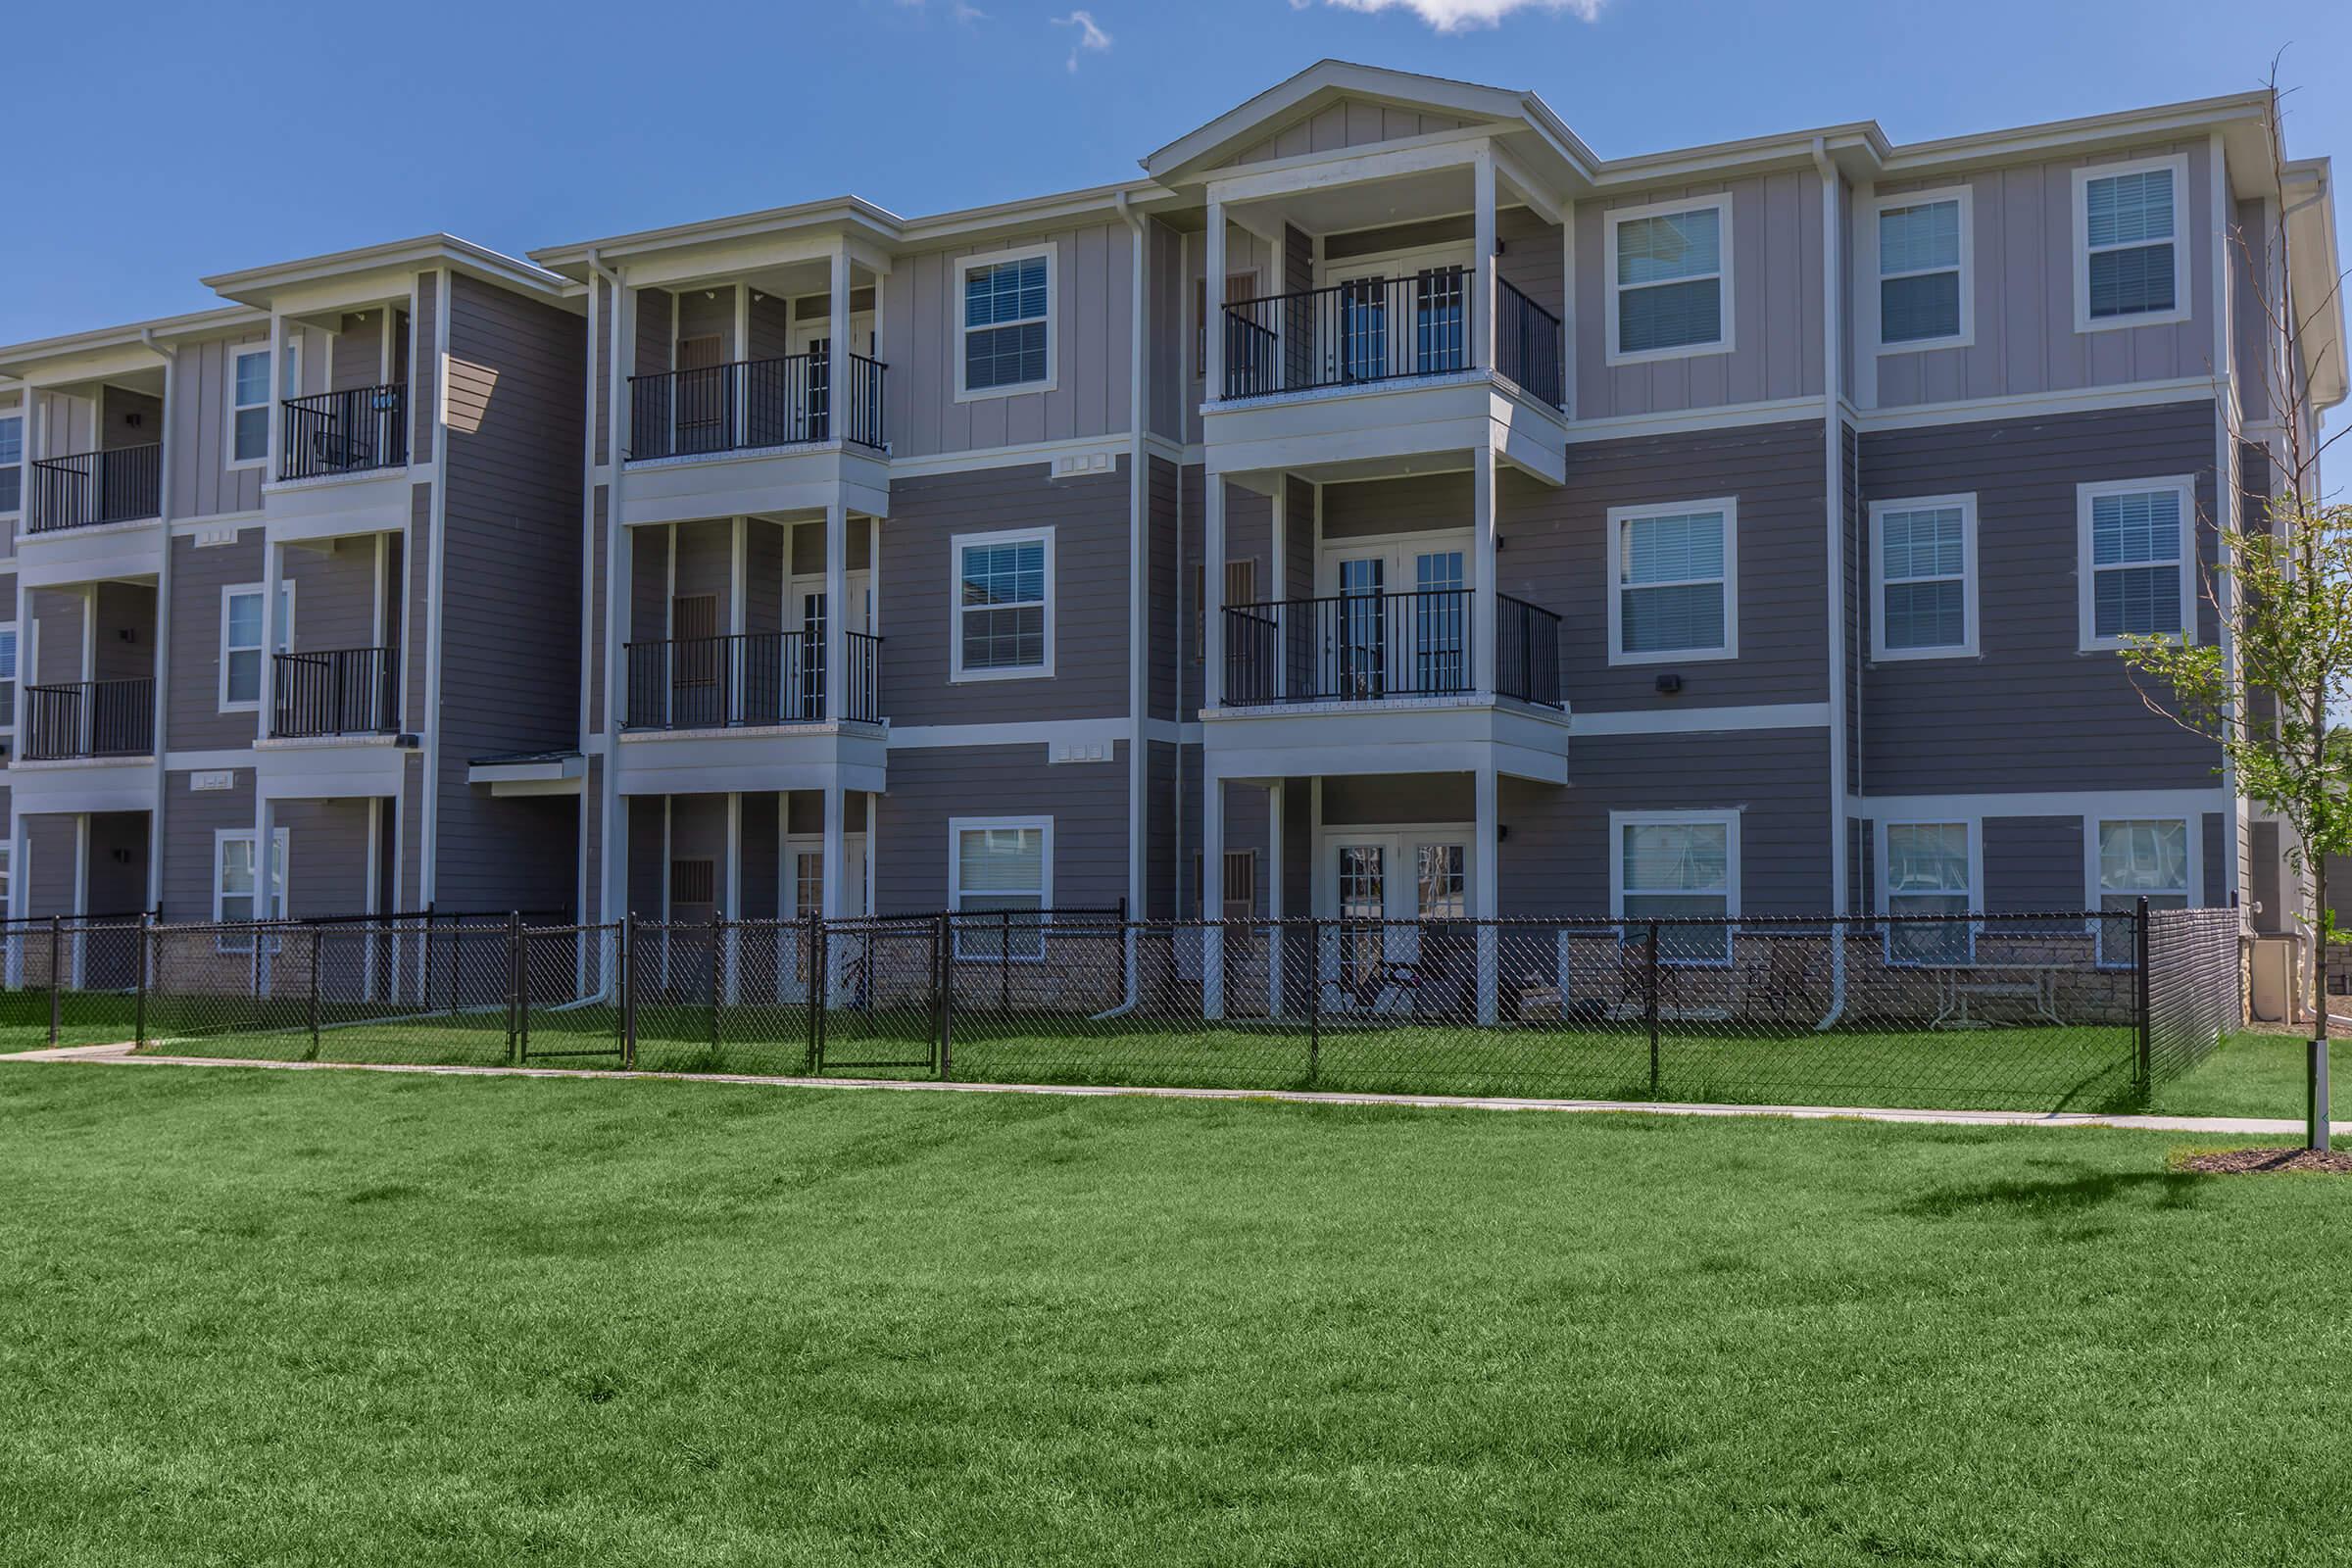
[1212,97,1469,171]
[169,332,270,519]
[1869,141,2216,408]
[1856,400,2221,793]
[875,743,1129,914]
[882,221,1134,460]
[879,460,1130,727]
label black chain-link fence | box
[0,915,150,1050]
[87,900,2241,1111]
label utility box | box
[2249,935,2301,1025]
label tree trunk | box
[2313,854,2332,1152]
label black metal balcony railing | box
[28,444,163,533]
[22,678,155,760]
[271,647,399,739]
[1221,589,1562,709]
[1496,278,1565,409]
[627,354,888,462]
[1221,268,1470,400]
[622,630,882,731]
[280,384,408,481]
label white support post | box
[258,537,282,740]
[1472,444,1497,696]
[1202,770,1225,1020]
[1473,150,1498,374]
[1266,780,1285,1017]
[824,501,849,723]
[1204,199,1226,401]
[722,791,741,1005]
[829,246,852,442]
[820,783,846,1004]
[265,313,285,483]
[255,795,277,994]
[1203,476,1226,710]
[1475,761,1499,1026]
[1560,204,1578,419]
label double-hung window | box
[0,414,21,514]
[1871,496,1976,659]
[1614,811,1739,964]
[229,347,272,468]
[220,582,293,710]
[0,622,15,732]
[1608,500,1737,662]
[2078,478,2193,650]
[215,828,288,952]
[1875,190,1969,347]
[2094,817,2190,964]
[952,817,1050,959]
[1607,198,1729,362]
[1884,822,1975,963]
[952,527,1052,681]
[958,247,1054,398]
[2076,156,2188,329]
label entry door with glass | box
[1321,544,1471,701]
[785,573,872,722]
[793,315,876,443]
[1321,832,1473,1010]
[782,833,868,999]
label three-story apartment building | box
[0,62,2339,1009]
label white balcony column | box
[828,246,853,439]
[824,501,849,723]
[258,537,284,740]
[722,792,742,1004]
[1472,443,1497,696]
[1473,149,1498,374]
[254,794,278,993]
[1266,779,1285,1016]
[1202,476,1226,709]
[265,312,285,483]
[1202,769,1226,1020]
[728,515,748,723]
[821,783,847,1003]
[1475,760,1499,1026]
[1204,198,1227,400]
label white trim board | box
[1570,704,1827,736]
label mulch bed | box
[2180,1147,2352,1176]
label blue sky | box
[5,0,2347,439]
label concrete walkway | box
[0,1040,2311,1138]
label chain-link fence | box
[0,914,151,1051]
[95,901,2241,1110]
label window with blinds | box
[1610,503,1735,662]
[1873,498,1975,658]
[2080,481,2190,648]
[1611,203,1726,359]
[1878,195,1965,345]
[2080,160,2184,326]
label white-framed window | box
[228,346,273,469]
[1606,499,1738,664]
[956,245,1055,400]
[0,413,21,514]
[1870,494,1978,660]
[1611,810,1740,964]
[214,827,289,951]
[951,526,1053,681]
[220,581,294,711]
[0,622,16,733]
[2077,476,2195,651]
[950,815,1051,960]
[1872,186,1972,350]
[2074,154,2190,332]
[1882,820,1978,964]
[1605,196,1732,365]
[0,842,10,914]
[2091,816,2192,965]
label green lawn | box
[0,992,140,1054]
[0,1064,2344,1565]
[2147,1030,2349,1120]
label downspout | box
[1812,138,1849,1030]
[572,253,602,988]
[1107,191,1150,1014]
[587,247,629,996]
[138,327,176,915]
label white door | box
[793,314,877,442]
[1319,545,1470,699]
[1321,831,1473,1011]
[787,571,872,722]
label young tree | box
[2118,75,2348,1150]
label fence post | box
[804,909,820,1074]
[1001,908,1012,1011]
[2134,895,2152,1092]
[507,911,524,1067]
[135,913,151,1050]
[708,918,722,1054]
[517,920,532,1064]
[619,912,637,1070]
[306,925,322,1061]
[936,911,954,1080]
[48,914,61,1048]
[1645,921,1662,1097]
[1307,917,1321,1086]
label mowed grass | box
[2147,1030,2349,1120]
[1,1065,2347,1565]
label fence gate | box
[806,915,943,1076]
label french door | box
[793,316,876,442]
[1320,544,1471,700]
[785,573,871,722]
[782,833,868,999]
[1321,831,1473,1010]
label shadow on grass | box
[1896,1159,2203,1221]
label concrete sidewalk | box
[1,1040,2311,1139]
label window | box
[1884,822,1975,963]
[957,247,1054,398]
[229,347,272,468]
[2076,156,2188,330]
[220,582,293,710]
[2078,478,2194,650]
[214,828,288,951]
[0,843,10,914]
[1607,500,1737,663]
[952,527,1052,681]
[0,623,15,732]
[0,415,21,514]
[2094,817,2190,963]
[1871,495,1977,660]
[1875,189,1970,348]
[951,817,1051,959]
[1614,811,1739,963]
[1607,198,1730,363]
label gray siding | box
[279,798,373,919]
[1214,97,1467,169]
[90,583,156,684]
[29,588,85,686]
[170,331,270,520]
[1146,456,1181,721]
[24,814,78,916]
[283,537,380,656]
[411,271,439,460]
[1857,401,2221,792]
[166,529,263,751]
[1983,815,2083,913]
[875,744,1128,913]
[160,770,253,922]
[84,812,148,916]
[879,460,1130,726]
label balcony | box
[622,630,881,732]
[1219,272,1562,407]
[1222,589,1562,710]
[22,678,155,760]
[279,384,408,482]
[27,445,162,533]
[270,647,399,740]
[627,354,887,462]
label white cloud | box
[1307,0,1602,31]
[1052,10,1112,71]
